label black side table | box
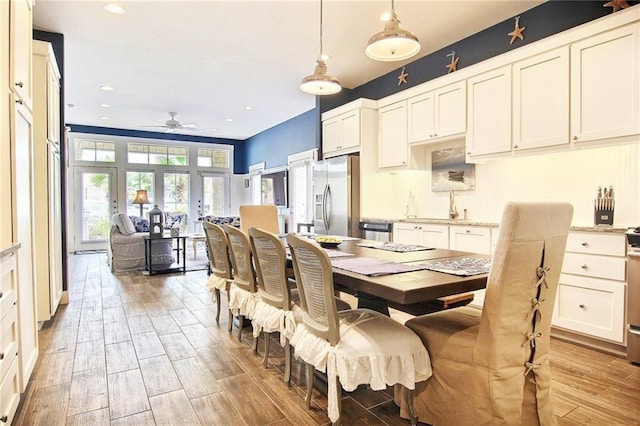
[144,234,187,275]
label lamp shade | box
[133,189,150,205]
[365,8,420,62]
[300,59,342,95]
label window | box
[75,140,115,162]
[201,173,227,217]
[164,172,190,213]
[126,171,155,217]
[128,143,188,165]
[198,148,230,168]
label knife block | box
[594,208,614,226]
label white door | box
[73,167,117,251]
[201,172,229,218]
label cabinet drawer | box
[553,273,625,343]
[565,232,626,256]
[0,357,19,426]
[0,253,18,321]
[0,307,18,382]
[562,252,626,281]
[449,226,492,255]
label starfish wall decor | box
[397,67,408,86]
[508,16,526,45]
[446,51,459,74]
[603,0,630,12]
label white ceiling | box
[33,0,545,140]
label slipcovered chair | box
[286,233,432,425]
[239,204,279,234]
[395,201,573,426]
[203,221,232,325]
[223,224,259,349]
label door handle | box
[323,184,330,231]
[325,185,332,230]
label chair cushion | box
[113,213,136,235]
[228,284,257,317]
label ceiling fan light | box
[365,6,421,62]
[300,59,342,95]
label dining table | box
[306,238,490,316]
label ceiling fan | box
[142,112,199,132]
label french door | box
[201,172,229,217]
[73,167,117,251]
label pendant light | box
[300,0,341,95]
[365,0,421,62]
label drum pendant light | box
[365,0,421,62]
[300,0,341,95]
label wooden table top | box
[326,240,489,306]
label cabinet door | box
[434,81,466,138]
[47,65,60,143]
[393,223,421,245]
[339,109,360,150]
[466,66,512,157]
[570,23,640,143]
[449,225,491,309]
[419,225,449,249]
[322,117,341,154]
[513,47,569,150]
[1,2,11,248]
[407,92,435,143]
[9,0,32,109]
[378,101,408,168]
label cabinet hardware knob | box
[429,134,433,138]
[0,415,6,423]
[467,152,471,155]
[0,291,3,298]
[15,81,23,88]
[434,134,437,137]
[572,136,578,141]
[581,242,588,246]
[581,264,588,269]
[579,304,585,309]
[0,352,4,360]
[513,145,519,149]
[465,229,470,233]
[16,98,23,105]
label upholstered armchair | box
[395,202,573,425]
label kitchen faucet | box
[449,190,459,220]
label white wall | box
[362,141,640,227]
[230,174,250,214]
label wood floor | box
[13,253,640,425]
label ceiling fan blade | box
[181,123,199,128]
[140,125,168,128]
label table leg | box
[192,239,197,260]
[356,291,390,316]
[181,237,186,273]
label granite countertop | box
[361,217,630,233]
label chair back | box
[223,224,258,293]
[248,227,292,310]
[286,233,340,346]
[202,221,232,280]
[239,205,279,234]
[477,202,572,392]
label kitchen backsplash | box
[361,142,640,227]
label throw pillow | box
[129,216,150,233]
[119,213,137,235]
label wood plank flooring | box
[13,253,640,425]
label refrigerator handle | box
[323,184,330,231]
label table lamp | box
[132,189,150,217]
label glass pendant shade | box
[300,59,342,95]
[365,3,420,62]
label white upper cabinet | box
[570,23,640,143]
[378,100,408,168]
[408,81,466,144]
[321,98,377,158]
[9,0,33,110]
[513,47,570,151]
[466,66,512,158]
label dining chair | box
[239,204,280,234]
[223,224,259,350]
[203,221,232,325]
[286,233,432,425]
[395,202,573,425]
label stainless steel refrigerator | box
[313,155,360,237]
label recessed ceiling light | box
[100,116,109,120]
[100,103,111,108]
[211,128,219,132]
[100,85,114,91]
[104,3,126,15]
[225,118,233,122]
[244,106,253,111]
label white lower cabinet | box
[449,225,492,308]
[393,223,449,249]
[553,231,627,344]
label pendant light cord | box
[319,0,324,58]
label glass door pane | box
[202,174,227,217]
[74,167,117,251]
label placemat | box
[331,256,427,276]
[357,242,434,252]
[418,257,491,276]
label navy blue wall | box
[67,124,246,173]
[243,107,320,172]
